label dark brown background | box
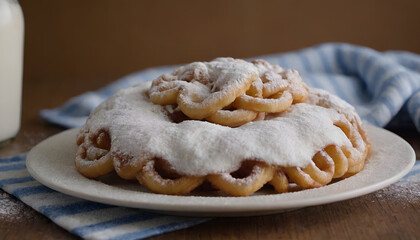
[21,0,420,97]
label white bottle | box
[0,0,24,147]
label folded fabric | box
[0,153,209,240]
[40,43,420,131]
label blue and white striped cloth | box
[41,43,420,131]
[1,43,420,240]
[0,153,209,240]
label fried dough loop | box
[252,59,308,102]
[207,161,275,196]
[75,58,370,197]
[283,150,335,189]
[149,58,259,120]
[75,128,114,178]
[149,58,308,126]
[205,108,258,127]
[137,159,205,195]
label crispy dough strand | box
[333,118,369,177]
[304,150,335,185]
[283,167,322,189]
[75,130,114,178]
[206,109,258,127]
[150,58,260,120]
[137,160,205,195]
[283,148,335,189]
[207,162,275,196]
[112,152,149,180]
[233,91,293,113]
[269,169,289,193]
[324,145,348,178]
[177,75,256,119]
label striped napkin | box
[1,43,419,239]
[0,153,209,240]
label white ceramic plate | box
[26,125,415,216]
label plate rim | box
[26,125,416,216]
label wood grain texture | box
[1,0,420,239]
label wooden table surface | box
[0,72,419,240]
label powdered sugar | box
[252,59,307,99]
[306,88,360,120]
[81,82,355,176]
[149,58,258,107]
[374,175,420,207]
[0,192,34,222]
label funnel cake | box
[75,58,370,196]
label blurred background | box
[19,0,420,105]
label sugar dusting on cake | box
[81,81,355,176]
